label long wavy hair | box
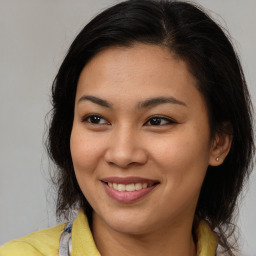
[47,1,255,255]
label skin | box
[70,44,232,256]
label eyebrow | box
[77,95,186,109]
[137,96,187,109]
[78,95,113,108]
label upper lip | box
[101,176,159,185]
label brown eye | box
[145,116,176,126]
[83,114,109,125]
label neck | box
[92,214,197,256]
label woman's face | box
[70,44,217,235]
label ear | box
[209,123,233,166]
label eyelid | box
[81,113,177,126]
[81,113,110,125]
[144,115,177,126]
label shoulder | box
[0,223,66,256]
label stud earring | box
[216,157,219,162]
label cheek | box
[152,125,211,186]
[70,127,106,203]
[70,127,104,174]
[149,129,211,216]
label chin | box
[95,208,168,236]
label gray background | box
[0,0,255,255]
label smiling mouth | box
[102,178,159,203]
[106,182,155,192]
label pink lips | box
[101,176,159,203]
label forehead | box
[76,44,203,109]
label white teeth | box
[126,184,135,191]
[135,183,142,190]
[113,183,118,190]
[117,184,125,191]
[107,182,154,191]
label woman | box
[0,0,254,255]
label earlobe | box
[209,125,233,166]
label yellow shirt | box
[0,210,217,256]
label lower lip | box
[102,182,157,203]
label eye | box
[145,115,176,126]
[82,114,109,125]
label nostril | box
[104,145,148,168]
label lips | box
[102,176,158,185]
[101,176,159,203]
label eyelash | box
[82,114,109,125]
[81,114,177,126]
[144,115,177,126]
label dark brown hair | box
[47,1,255,255]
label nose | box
[104,126,148,168]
